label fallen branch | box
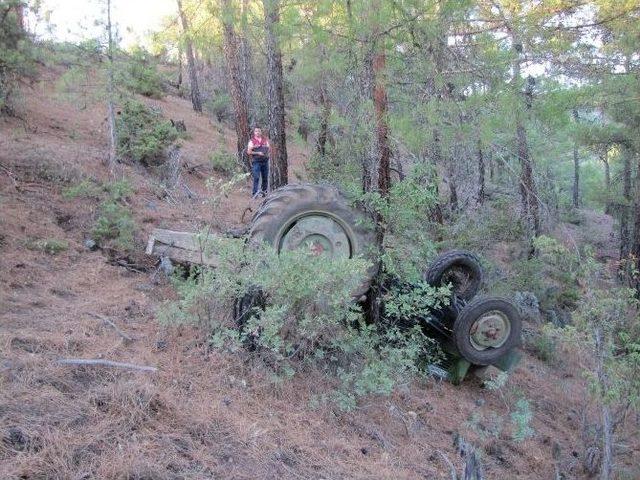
[86,312,135,343]
[57,358,157,372]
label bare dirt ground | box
[1,67,637,479]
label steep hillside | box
[1,66,636,479]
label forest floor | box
[1,65,637,479]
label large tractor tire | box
[248,184,378,298]
[452,296,522,365]
[423,250,483,301]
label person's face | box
[254,128,262,138]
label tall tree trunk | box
[373,50,391,207]
[221,0,251,172]
[572,109,580,209]
[601,149,611,215]
[105,0,116,172]
[620,147,632,260]
[239,0,253,123]
[177,48,183,90]
[317,86,330,156]
[177,0,202,113]
[594,328,613,480]
[633,152,640,296]
[513,49,540,236]
[263,0,288,189]
[477,139,485,205]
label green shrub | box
[209,150,238,175]
[0,1,37,113]
[25,238,68,255]
[510,398,534,442]
[62,180,101,199]
[120,47,165,99]
[159,237,443,409]
[205,93,232,122]
[529,326,558,363]
[116,100,179,166]
[92,201,135,251]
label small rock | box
[159,257,174,276]
[155,340,167,351]
[84,239,98,251]
[3,427,29,451]
[475,399,485,407]
[146,201,158,211]
[360,447,368,455]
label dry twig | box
[57,358,157,372]
[86,312,135,343]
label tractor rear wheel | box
[248,184,378,298]
[423,250,483,301]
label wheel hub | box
[279,215,350,259]
[469,310,511,350]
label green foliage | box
[93,200,135,251]
[0,0,36,113]
[24,238,69,255]
[64,178,136,252]
[529,325,559,363]
[510,398,535,442]
[205,93,232,122]
[116,100,179,166]
[62,180,102,199]
[120,47,165,99]
[159,236,443,409]
[209,150,238,175]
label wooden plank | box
[146,228,219,266]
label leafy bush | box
[159,236,443,408]
[510,398,535,442]
[116,100,179,166]
[25,238,68,255]
[62,180,102,199]
[93,201,135,251]
[205,92,232,122]
[120,47,165,99]
[209,150,238,175]
[0,1,36,114]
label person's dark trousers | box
[252,159,269,195]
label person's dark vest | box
[251,145,269,162]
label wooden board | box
[145,228,219,266]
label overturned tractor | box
[147,184,521,380]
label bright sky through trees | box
[34,0,175,47]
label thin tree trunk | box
[177,0,202,113]
[477,139,485,206]
[263,0,288,189]
[620,148,632,260]
[317,87,330,156]
[177,47,183,89]
[239,0,253,123]
[632,152,640,296]
[594,328,613,480]
[513,50,540,236]
[602,149,611,215]
[106,0,116,172]
[373,50,391,206]
[572,109,580,209]
[221,0,251,172]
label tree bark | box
[317,86,330,156]
[513,51,540,236]
[601,149,611,215]
[263,0,288,189]
[572,109,580,209]
[105,0,116,172]
[632,152,640,296]
[373,51,391,205]
[239,0,253,122]
[177,0,202,113]
[477,139,485,206]
[620,147,632,260]
[221,0,251,172]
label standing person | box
[247,127,270,198]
